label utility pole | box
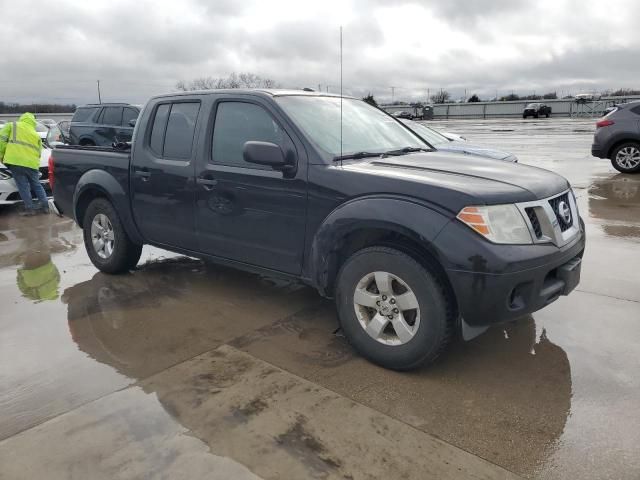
[318,84,321,92]
[427,88,430,103]
[97,80,102,104]
[390,86,396,103]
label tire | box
[534,113,539,118]
[522,114,527,119]
[335,247,453,370]
[546,113,550,118]
[610,142,640,173]
[83,198,142,274]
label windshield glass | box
[35,122,49,133]
[401,120,448,145]
[276,96,425,158]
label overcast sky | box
[0,0,638,105]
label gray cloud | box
[0,0,637,105]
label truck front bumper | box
[436,219,586,328]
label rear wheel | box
[335,247,452,370]
[83,198,142,273]
[611,142,640,173]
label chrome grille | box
[548,192,573,232]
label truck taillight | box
[48,154,55,192]
[596,119,614,128]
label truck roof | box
[150,89,355,101]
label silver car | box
[400,119,518,162]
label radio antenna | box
[340,25,343,165]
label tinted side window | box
[163,103,200,159]
[72,107,99,122]
[212,102,287,169]
[149,104,170,155]
[122,107,139,126]
[631,105,640,116]
[100,107,123,125]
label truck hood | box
[343,151,569,206]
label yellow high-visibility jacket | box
[0,112,42,170]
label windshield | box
[401,120,448,145]
[276,96,425,158]
[35,122,49,133]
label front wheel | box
[335,247,453,370]
[611,142,640,173]
[83,198,142,273]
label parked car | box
[50,89,584,370]
[591,101,640,173]
[0,122,55,205]
[523,103,552,118]
[38,118,58,128]
[575,93,601,102]
[68,103,140,147]
[439,131,467,142]
[400,119,518,162]
[392,111,413,119]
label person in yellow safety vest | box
[0,113,49,216]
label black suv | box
[69,103,140,146]
[592,101,640,173]
[523,103,552,119]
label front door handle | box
[197,177,218,190]
[134,168,150,181]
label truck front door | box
[130,100,200,250]
[194,97,307,275]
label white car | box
[400,119,518,162]
[0,121,60,206]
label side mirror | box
[128,119,137,127]
[243,141,291,170]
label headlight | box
[457,205,532,244]
[0,169,12,180]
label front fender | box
[74,169,143,244]
[307,196,452,295]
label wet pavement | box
[1,118,639,479]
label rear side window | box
[148,102,200,159]
[72,107,99,122]
[100,107,123,126]
[211,102,287,169]
[163,103,200,159]
[122,107,139,126]
[149,104,170,155]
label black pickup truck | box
[49,89,585,370]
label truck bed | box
[52,145,131,222]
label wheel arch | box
[307,197,458,319]
[607,137,640,159]
[73,170,143,244]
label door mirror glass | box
[243,141,287,168]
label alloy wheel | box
[353,271,421,346]
[616,146,640,170]
[91,213,115,259]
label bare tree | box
[176,72,278,91]
[430,90,451,104]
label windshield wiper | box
[381,146,430,157]
[332,151,382,161]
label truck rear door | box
[130,99,201,250]
[194,95,307,275]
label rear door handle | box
[196,177,218,190]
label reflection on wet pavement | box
[1,119,640,479]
